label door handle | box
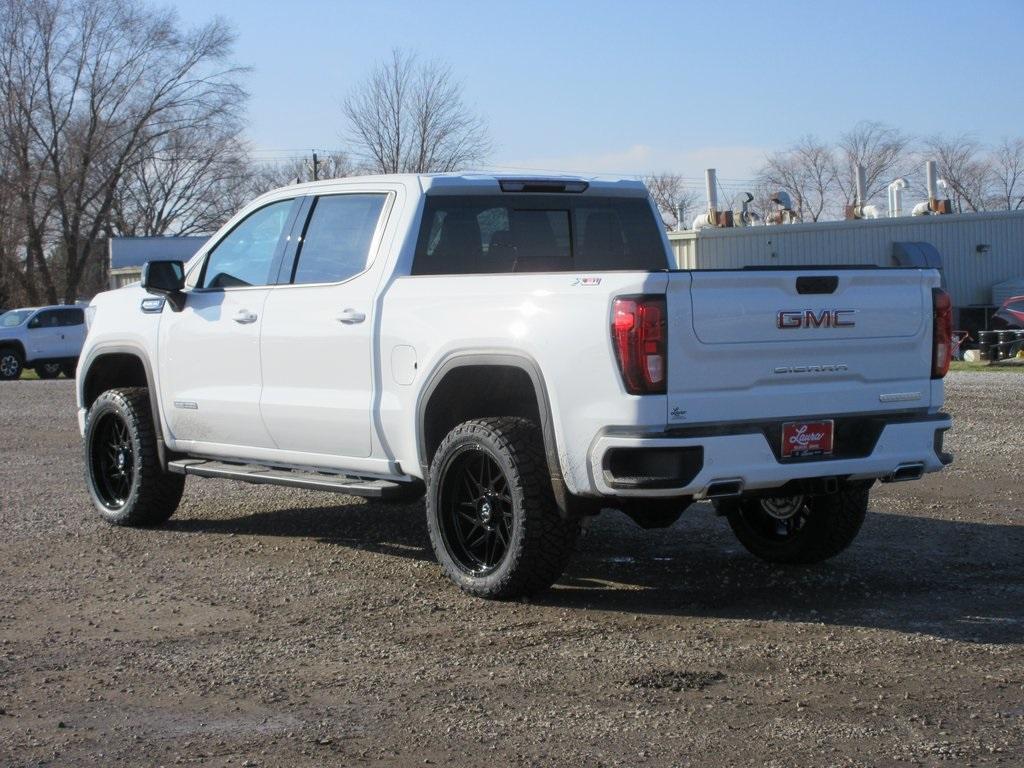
[335,309,366,324]
[233,310,258,324]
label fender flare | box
[415,350,563,485]
[0,339,27,359]
[80,343,168,467]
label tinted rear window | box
[412,195,665,275]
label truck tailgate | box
[665,269,939,427]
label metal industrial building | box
[668,210,1024,331]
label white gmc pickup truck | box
[77,174,953,598]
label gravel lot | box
[1,373,1022,767]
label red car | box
[994,295,1024,328]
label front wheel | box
[84,387,185,526]
[0,348,23,380]
[721,483,870,564]
[426,417,579,599]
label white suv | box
[0,305,86,380]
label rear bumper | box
[587,412,952,498]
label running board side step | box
[167,459,418,500]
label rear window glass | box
[412,195,665,275]
[61,308,84,326]
[290,194,386,284]
[28,309,62,328]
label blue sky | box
[173,0,1024,185]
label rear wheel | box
[84,387,185,526]
[426,417,579,599]
[0,348,23,380]
[721,483,870,564]
[36,362,62,379]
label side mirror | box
[141,260,185,311]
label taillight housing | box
[612,295,667,395]
[931,288,952,379]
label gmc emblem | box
[777,309,856,329]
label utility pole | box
[311,150,320,181]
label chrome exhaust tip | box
[882,463,925,483]
[704,479,744,498]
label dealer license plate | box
[781,420,834,458]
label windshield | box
[1,310,34,327]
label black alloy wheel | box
[426,417,579,599]
[90,411,135,510]
[439,449,514,575]
[83,387,184,526]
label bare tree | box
[836,121,913,205]
[247,151,357,196]
[746,181,780,224]
[110,125,252,237]
[0,0,246,303]
[642,172,701,229]
[343,49,490,174]
[991,137,1024,211]
[0,144,28,306]
[758,136,838,221]
[922,134,992,213]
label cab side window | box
[28,310,61,329]
[290,194,387,285]
[200,199,294,289]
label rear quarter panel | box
[379,271,670,493]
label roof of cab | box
[264,172,649,198]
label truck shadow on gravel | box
[168,500,435,561]
[168,501,1023,645]
[552,505,1024,645]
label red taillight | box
[932,288,952,379]
[612,295,667,394]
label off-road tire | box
[0,348,23,380]
[426,417,579,599]
[722,483,870,564]
[36,362,62,379]
[84,387,185,526]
